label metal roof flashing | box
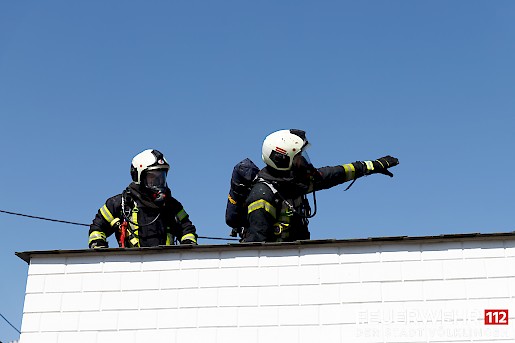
[15,231,515,264]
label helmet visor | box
[143,169,167,191]
[292,144,314,171]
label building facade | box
[16,233,515,342]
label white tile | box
[402,260,443,281]
[258,285,299,306]
[180,251,220,269]
[120,271,160,291]
[360,261,402,282]
[220,250,260,268]
[257,325,299,343]
[78,310,119,331]
[484,257,515,278]
[218,286,259,307]
[198,268,238,288]
[142,253,181,271]
[319,263,360,284]
[380,244,422,262]
[82,272,122,292]
[100,290,140,311]
[197,307,238,327]
[381,281,424,302]
[259,250,299,267]
[277,265,319,285]
[57,331,98,343]
[139,289,179,309]
[299,284,340,305]
[320,303,363,324]
[278,305,318,325]
[20,312,41,332]
[19,332,59,343]
[118,309,158,330]
[340,282,382,303]
[466,278,511,299]
[25,274,46,293]
[103,255,142,272]
[442,258,487,279]
[23,293,62,313]
[39,312,80,332]
[216,327,258,343]
[28,257,67,275]
[178,287,218,308]
[65,256,104,273]
[299,247,340,265]
[157,308,197,329]
[423,280,467,300]
[160,269,198,289]
[135,328,176,343]
[238,306,278,326]
[238,267,279,287]
[299,324,341,343]
[97,330,136,343]
[61,292,101,312]
[44,273,82,293]
[176,327,217,343]
[340,245,381,263]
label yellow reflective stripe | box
[248,199,276,218]
[88,231,106,244]
[364,160,374,172]
[177,209,188,221]
[342,163,356,180]
[100,205,115,223]
[110,218,120,227]
[181,233,197,243]
[166,233,173,245]
[228,194,237,205]
[130,206,140,247]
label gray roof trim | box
[15,231,515,264]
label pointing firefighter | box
[242,129,399,242]
[89,149,197,248]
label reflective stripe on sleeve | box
[248,199,277,219]
[88,231,106,244]
[177,209,188,221]
[342,163,356,179]
[100,204,115,223]
[181,233,197,243]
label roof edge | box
[15,231,515,264]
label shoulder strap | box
[256,178,295,211]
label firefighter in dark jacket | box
[243,129,399,243]
[89,149,197,248]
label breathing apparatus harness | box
[118,190,162,248]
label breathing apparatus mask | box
[142,169,168,204]
[291,143,320,182]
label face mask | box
[142,169,168,203]
[292,147,317,177]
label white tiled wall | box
[20,239,515,343]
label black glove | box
[89,240,108,249]
[364,155,399,177]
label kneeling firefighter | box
[89,149,198,248]
[243,129,399,242]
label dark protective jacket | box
[243,162,367,242]
[89,183,197,247]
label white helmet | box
[262,129,310,171]
[130,149,170,189]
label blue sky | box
[1,1,514,340]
